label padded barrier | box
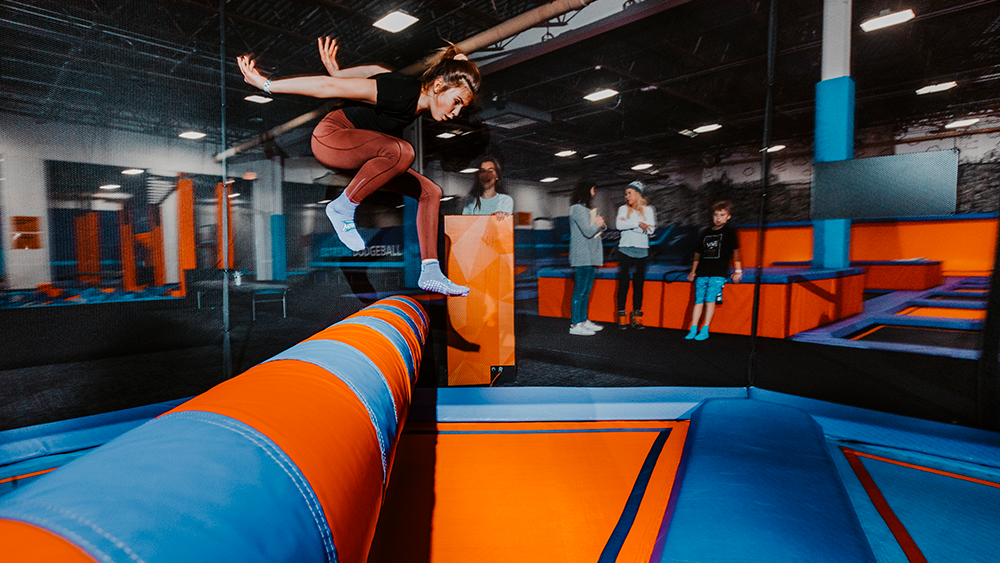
[0,296,426,563]
[652,399,876,563]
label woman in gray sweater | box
[569,180,607,336]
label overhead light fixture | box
[584,88,618,102]
[460,168,479,173]
[440,196,455,202]
[765,145,786,153]
[540,177,558,183]
[437,132,456,139]
[245,95,273,104]
[678,129,697,137]
[121,168,144,175]
[693,123,722,134]
[916,81,957,95]
[555,150,577,157]
[99,184,121,190]
[631,163,653,171]
[860,9,915,32]
[179,131,206,140]
[584,154,598,159]
[318,199,331,204]
[228,192,241,199]
[945,117,980,129]
[373,11,418,33]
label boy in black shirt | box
[685,201,743,340]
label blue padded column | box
[653,399,875,562]
[813,76,854,270]
[271,214,287,281]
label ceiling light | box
[555,150,577,157]
[179,131,206,140]
[945,118,980,129]
[631,163,653,171]
[916,81,957,95]
[228,192,240,198]
[318,199,331,204]
[584,154,598,159]
[693,123,722,133]
[460,168,479,173]
[121,168,144,175]
[440,196,455,201]
[99,184,121,190]
[678,129,697,137]
[245,95,273,104]
[584,88,618,102]
[373,11,418,33]
[765,145,786,153]
[860,9,915,32]
[437,132,456,139]
[540,177,558,183]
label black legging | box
[616,253,648,311]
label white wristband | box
[262,78,272,94]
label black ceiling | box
[3,0,999,187]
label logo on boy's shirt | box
[703,234,722,259]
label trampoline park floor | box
[791,277,988,359]
[3,388,999,562]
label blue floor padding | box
[858,453,1000,563]
[654,399,875,563]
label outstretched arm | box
[238,55,377,103]
[318,37,391,78]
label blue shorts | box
[694,276,726,304]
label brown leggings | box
[311,110,441,260]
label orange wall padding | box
[175,178,196,297]
[0,520,98,562]
[119,209,140,291]
[215,182,235,269]
[736,226,813,268]
[73,213,101,285]
[736,216,998,275]
[368,420,689,563]
[851,217,997,275]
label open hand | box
[318,36,340,76]
[236,55,267,90]
[492,211,510,221]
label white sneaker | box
[583,320,603,332]
[569,323,596,336]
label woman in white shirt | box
[463,157,513,218]
[615,181,656,329]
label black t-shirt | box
[341,72,421,136]
[695,224,740,277]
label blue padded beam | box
[653,399,875,563]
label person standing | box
[237,38,477,296]
[685,201,743,340]
[463,157,513,219]
[615,181,656,329]
[569,181,606,336]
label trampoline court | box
[7,386,998,562]
[793,276,989,359]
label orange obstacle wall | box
[736,215,997,276]
[444,215,515,386]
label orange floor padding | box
[368,420,688,563]
[894,306,986,320]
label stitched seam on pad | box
[3,502,142,563]
[164,411,337,562]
